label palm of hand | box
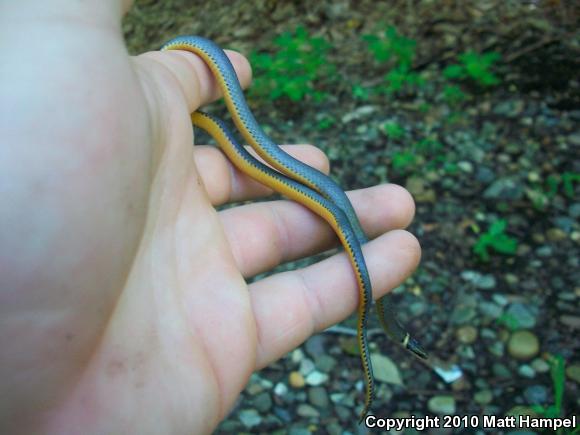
[1,9,420,435]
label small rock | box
[474,389,493,405]
[289,371,305,388]
[568,132,580,146]
[569,203,580,219]
[304,335,326,358]
[530,358,551,373]
[274,382,289,396]
[315,355,337,373]
[559,315,580,329]
[305,370,328,386]
[476,165,496,183]
[492,363,512,379]
[518,364,536,378]
[547,227,567,242]
[458,160,474,173]
[288,425,312,435]
[508,330,540,360]
[479,301,503,319]
[456,326,478,344]
[308,387,330,409]
[524,385,548,405]
[566,363,580,384]
[253,392,272,413]
[341,105,376,123]
[291,348,305,364]
[370,353,403,386]
[488,341,505,357]
[483,177,524,200]
[493,99,524,117]
[505,303,537,329]
[451,306,477,324]
[427,395,456,414]
[299,358,315,376]
[296,403,320,418]
[239,409,262,428]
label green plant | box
[443,51,501,87]
[533,354,565,419]
[526,172,580,211]
[380,120,405,139]
[391,151,418,173]
[473,219,518,261]
[352,84,371,100]
[249,26,336,102]
[362,26,424,94]
[442,84,467,105]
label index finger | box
[139,47,252,112]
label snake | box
[161,36,427,422]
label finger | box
[220,183,415,277]
[138,48,251,112]
[249,229,421,368]
[194,143,330,205]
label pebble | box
[505,303,537,329]
[308,387,330,409]
[456,325,478,344]
[493,99,525,117]
[238,409,262,428]
[530,358,551,373]
[474,389,493,405]
[569,203,580,218]
[253,392,272,413]
[427,395,456,414]
[451,306,477,324]
[461,270,497,289]
[274,382,289,396]
[458,160,474,173]
[566,363,580,383]
[479,301,503,319]
[518,364,536,378]
[483,177,524,200]
[546,227,567,241]
[299,358,315,375]
[296,403,320,418]
[508,330,540,360]
[305,371,329,386]
[559,315,580,329]
[370,353,404,386]
[315,354,337,373]
[523,385,548,405]
[492,363,512,379]
[304,335,326,358]
[288,425,312,435]
[568,132,580,146]
[488,341,505,357]
[289,371,305,388]
[476,165,496,183]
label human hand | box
[0,1,420,433]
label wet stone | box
[253,392,272,413]
[519,364,536,379]
[566,363,580,384]
[456,325,478,344]
[308,386,330,409]
[474,389,493,405]
[508,330,540,360]
[315,354,337,373]
[505,303,537,329]
[239,409,262,428]
[428,395,456,415]
[524,385,548,405]
[479,301,503,319]
[296,403,320,418]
